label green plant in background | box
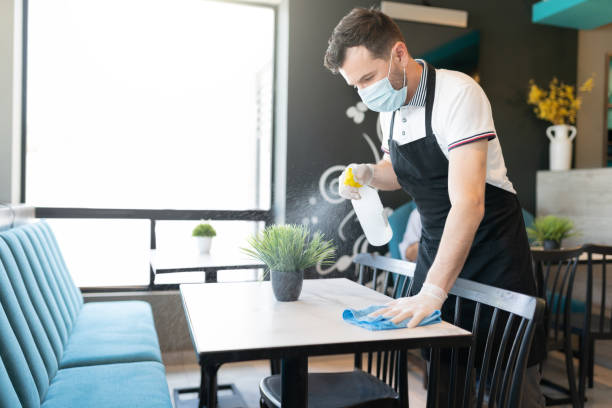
[241,224,336,273]
[192,223,217,238]
[527,215,577,246]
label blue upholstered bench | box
[0,219,172,408]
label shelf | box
[532,0,612,30]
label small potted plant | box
[241,224,336,302]
[192,222,216,254]
[527,215,577,250]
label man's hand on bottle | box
[338,163,374,200]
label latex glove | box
[338,163,374,200]
[368,283,448,328]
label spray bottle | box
[345,167,393,246]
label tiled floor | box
[166,350,612,408]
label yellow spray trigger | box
[344,167,363,188]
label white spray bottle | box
[345,167,393,246]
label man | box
[399,208,421,262]
[324,7,545,407]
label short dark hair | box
[324,7,405,74]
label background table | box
[530,246,605,264]
[180,278,472,408]
[149,249,265,285]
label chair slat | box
[357,264,364,285]
[476,307,500,408]
[498,318,528,408]
[382,270,390,296]
[372,268,378,291]
[448,296,462,407]
[488,313,515,408]
[601,257,606,333]
[462,302,481,408]
[381,350,389,383]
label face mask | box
[357,52,407,112]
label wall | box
[576,23,612,168]
[536,167,612,247]
[0,0,22,204]
[284,0,577,276]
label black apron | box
[388,62,545,366]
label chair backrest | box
[531,247,584,342]
[352,254,416,402]
[352,253,544,408]
[583,244,612,338]
[446,276,544,408]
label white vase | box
[546,124,576,171]
[195,237,212,254]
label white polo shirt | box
[380,60,516,194]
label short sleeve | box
[442,83,497,151]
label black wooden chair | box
[575,245,612,394]
[259,254,544,408]
[531,247,584,408]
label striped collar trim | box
[405,59,427,107]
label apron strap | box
[424,62,436,138]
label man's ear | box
[395,43,410,66]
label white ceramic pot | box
[195,237,212,254]
[546,124,576,171]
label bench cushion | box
[60,301,163,368]
[42,362,171,408]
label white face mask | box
[357,51,407,112]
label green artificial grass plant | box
[527,215,577,245]
[241,224,336,272]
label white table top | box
[180,278,471,360]
[150,249,265,274]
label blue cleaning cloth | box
[342,305,442,330]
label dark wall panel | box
[283,0,577,276]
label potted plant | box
[527,215,577,250]
[192,222,216,254]
[527,76,593,171]
[241,224,336,302]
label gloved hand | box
[338,163,374,200]
[368,282,447,328]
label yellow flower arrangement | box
[527,76,594,125]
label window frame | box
[21,0,279,291]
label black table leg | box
[281,355,308,408]
[205,269,218,283]
[197,363,220,408]
[198,363,207,408]
[270,359,281,375]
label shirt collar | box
[405,59,427,108]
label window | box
[26,0,275,210]
[26,0,275,286]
